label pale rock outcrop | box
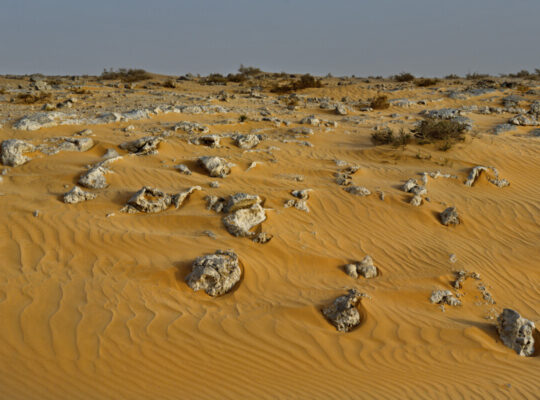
[465,166,509,188]
[119,136,162,155]
[233,134,261,149]
[63,186,97,204]
[335,104,348,115]
[322,289,365,332]
[344,256,378,279]
[509,114,538,126]
[174,164,192,175]
[429,290,461,306]
[344,186,371,196]
[1,139,35,166]
[335,165,359,186]
[190,135,220,148]
[174,121,209,134]
[300,115,320,125]
[57,137,94,152]
[121,186,200,213]
[185,250,241,297]
[224,193,261,213]
[440,207,460,226]
[222,204,266,237]
[78,156,122,189]
[198,156,232,178]
[497,309,535,356]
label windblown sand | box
[0,76,539,399]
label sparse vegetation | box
[411,118,467,149]
[444,74,460,79]
[15,92,51,104]
[465,72,491,80]
[270,74,323,93]
[100,68,151,82]
[163,79,177,88]
[70,87,90,95]
[371,128,411,147]
[415,78,440,87]
[239,115,248,122]
[370,95,390,110]
[394,72,415,82]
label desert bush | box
[163,79,177,88]
[101,68,151,82]
[371,128,411,146]
[517,84,531,94]
[70,87,90,95]
[239,115,248,122]
[370,95,390,110]
[415,78,440,87]
[394,72,415,82]
[465,72,491,80]
[444,74,460,79]
[411,118,467,149]
[15,92,51,104]
[270,74,322,93]
[238,65,261,76]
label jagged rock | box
[174,121,209,134]
[300,115,320,125]
[171,186,202,208]
[233,134,261,149]
[63,186,97,204]
[284,198,309,212]
[530,101,540,116]
[190,135,220,148]
[452,270,481,289]
[252,232,273,244]
[205,195,226,212]
[410,195,423,207]
[198,156,232,178]
[78,156,121,189]
[57,137,94,152]
[430,290,461,306]
[291,189,311,200]
[174,164,192,175]
[1,139,34,166]
[465,166,510,188]
[119,136,162,155]
[222,204,266,237]
[103,148,119,159]
[335,104,348,115]
[224,193,261,213]
[185,250,241,297]
[402,178,418,192]
[33,80,51,91]
[493,123,516,135]
[322,289,365,332]
[123,186,172,213]
[440,207,460,226]
[344,186,371,196]
[497,309,535,356]
[344,256,378,279]
[509,114,538,126]
[335,165,359,186]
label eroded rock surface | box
[185,250,241,296]
[344,186,371,196]
[465,166,509,188]
[1,139,35,166]
[345,256,379,279]
[122,186,200,213]
[322,289,365,332]
[223,203,266,237]
[63,186,97,204]
[429,290,461,306]
[120,136,162,155]
[199,156,232,178]
[497,309,535,356]
[440,207,460,226]
[233,134,261,149]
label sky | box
[0,0,539,77]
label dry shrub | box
[411,118,467,150]
[415,78,440,87]
[16,92,51,104]
[101,68,151,82]
[370,95,390,109]
[371,128,411,147]
[271,74,322,93]
[394,72,415,82]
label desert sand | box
[0,72,539,399]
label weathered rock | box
[452,270,480,289]
[120,136,162,155]
[103,148,119,159]
[1,139,35,166]
[300,115,320,125]
[198,156,232,178]
[252,232,273,244]
[509,114,538,126]
[430,290,461,306]
[291,189,311,200]
[224,193,261,213]
[63,186,97,204]
[344,186,371,196]
[290,127,314,136]
[190,135,220,148]
[284,198,309,212]
[440,207,460,226]
[402,178,418,192]
[465,166,509,188]
[57,137,94,152]
[410,195,423,207]
[123,187,172,213]
[174,164,192,175]
[493,123,516,135]
[233,134,261,149]
[205,195,226,213]
[78,165,109,189]
[530,100,540,116]
[345,256,378,279]
[174,121,209,134]
[345,264,358,279]
[335,104,348,115]
[185,250,241,296]
[13,112,64,131]
[497,309,535,356]
[322,289,364,332]
[171,186,201,208]
[222,204,266,237]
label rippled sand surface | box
[0,76,539,399]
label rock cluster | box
[284,189,311,212]
[402,178,427,206]
[185,250,241,296]
[335,165,359,186]
[497,309,535,356]
[344,256,379,279]
[429,290,462,306]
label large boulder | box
[322,289,364,332]
[1,139,35,166]
[497,309,535,356]
[185,250,241,296]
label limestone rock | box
[440,207,460,226]
[300,115,320,126]
[198,156,232,178]
[119,136,162,155]
[345,256,378,279]
[509,114,538,126]
[174,164,192,175]
[63,186,97,204]
[497,309,535,356]
[335,104,348,116]
[185,250,241,297]
[224,193,261,213]
[465,166,510,188]
[205,195,226,213]
[322,289,364,332]
[429,290,461,306]
[190,135,220,148]
[174,121,209,134]
[223,204,266,237]
[78,165,109,189]
[233,134,261,149]
[1,139,34,166]
[171,186,201,209]
[252,232,273,244]
[344,186,371,196]
[124,186,172,213]
[57,137,94,152]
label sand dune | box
[0,75,539,399]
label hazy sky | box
[1,0,539,77]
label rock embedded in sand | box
[190,135,221,148]
[122,186,200,213]
[344,256,378,279]
[344,186,371,196]
[78,156,121,189]
[429,290,462,306]
[63,186,97,204]
[174,164,192,175]
[322,289,365,332]
[233,134,261,149]
[119,136,162,155]
[223,204,266,237]
[224,193,262,213]
[198,156,232,178]
[57,137,94,152]
[185,249,241,297]
[465,166,509,188]
[1,139,35,167]
[440,207,460,226]
[335,104,348,115]
[497,309,535,357]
